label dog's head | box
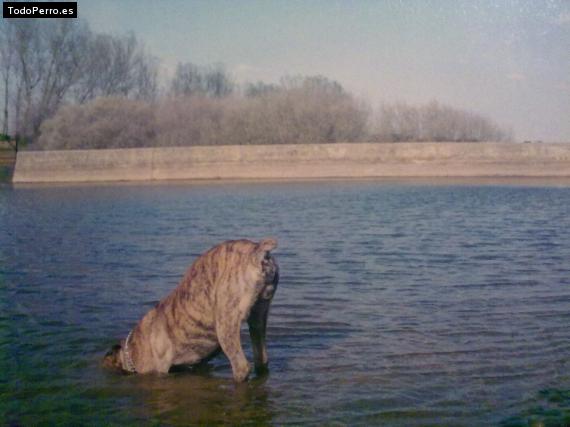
[102,344,123,371]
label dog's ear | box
[258,238,277,252]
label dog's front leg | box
[248,299,270,374]
[216,309,250,382]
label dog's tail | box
[254,238,277,264]
[258,237,277,252]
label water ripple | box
[1,182,570,425]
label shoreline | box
[10,176,570,189]
[12,142,570,184]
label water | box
[1,180,570,426]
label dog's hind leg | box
[248,299,270,374]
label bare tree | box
[11,20,43,139]
[244,81,279,97]
[0,19,159,144]
[2,20,91,139]
[373,101,511,142]
[204,64,233,98]
[34,20,89,134]
[0,21,15,137]
[170,63,203,97]
[170,62,233,98]
[74,32,158,103]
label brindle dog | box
[103,238,279,382]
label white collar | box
[123,330,137,373]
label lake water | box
[1,180,570,426]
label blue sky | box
[79,0,570,142]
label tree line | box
[371,101,511,143]
[0,19,512,150]
[0,19,157,142]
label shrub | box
[372,101,511,142]
[154,96,226,146]
[36,77,510,150]
[37,97,157,150]
[154,76,369,146]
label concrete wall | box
[12,142,570,183]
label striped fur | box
[103,238,279,382]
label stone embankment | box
[12,142,570,183]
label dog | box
[103,238,279,382]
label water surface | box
[1,180,570,425]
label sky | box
[79,0,570,142]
